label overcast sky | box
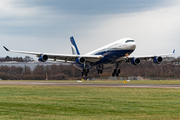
[1,0,180,59]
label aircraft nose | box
[131,44,136,50]
[129,43,136,50]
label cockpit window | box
[125,40,135,43]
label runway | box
[0,81,180,89]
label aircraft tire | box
[112,73,115,77]
[118,69,121,73]
[98,70,100,74]
[116,73,119,77]
[87,69,89,73]
[100,70,103,74]
[114,69,117,73]
[82,72,84,76]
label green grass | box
[0,85,180,119]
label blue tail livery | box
[70,36,80,55]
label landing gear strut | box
[97,65,103,74]
[112,62,121,77]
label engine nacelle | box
[75,57,86,64]
[131,58,141,65]
[153,56,163,64]
[38,54,48,62]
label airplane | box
[3,36,175,77]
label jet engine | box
[131,58,141,65]
[38,54,48,62]
[75,57,86,64]
[153,56,163,64]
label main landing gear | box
[82,69,89,77]
[81,62,89,77]
[112,62,121,77]
[97,65,103,74]
[112,69,121,77]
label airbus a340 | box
[3,37,175,77]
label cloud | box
[14,0,173,15]
[83,3,180,57]
[0,0,175,38]
[0,0,180,59]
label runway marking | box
[0,81,180,89]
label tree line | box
[0,56,34,62]
[0,57,179,80]
[0,64,82,80]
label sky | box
[0,0,180,60]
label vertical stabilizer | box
[70,36,80,55]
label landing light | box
[125,53,129,57]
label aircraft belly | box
[91,49,134,66]
[73,49,134,70]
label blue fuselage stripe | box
[74,49,134,70]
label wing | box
[114,49,176,64]
[3,46,103,63]
[127,49,175,60]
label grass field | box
[0,84,180,120]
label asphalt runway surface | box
[0,81,180,89]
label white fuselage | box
[75,38,136,70]
[85,38,136,56]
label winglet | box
[173,49,175,54]
[3,46,10,51]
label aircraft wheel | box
[112,73,115,77]
[85,73,88,77]
[81,72,84,76]
[100,70,103,74]
[114,69,117,73]
[98,70,100,74]
[116,73,119,77]
[118,69,121,73]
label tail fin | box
[70,36,80,55]
[173,49,175,54]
